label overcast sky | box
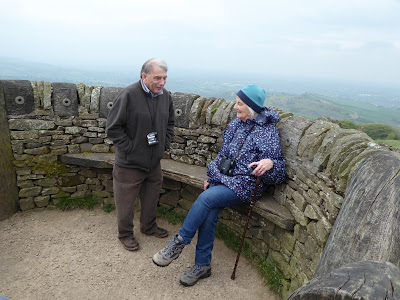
[1,0,400,85]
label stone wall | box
[0,80,392,298]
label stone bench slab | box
[60,153,294,230]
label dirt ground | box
[0,208,280,300]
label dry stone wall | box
[0,80,393,298]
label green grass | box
[56,195,98,211]
[216,223,284,296]
[156,207,186,225]
[102,203,116,213]
[375,139,400,149]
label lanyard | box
[145,97,158,130]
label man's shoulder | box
[123,81,141,92]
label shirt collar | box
[141,79,163,99]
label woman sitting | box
[152,84,287,286]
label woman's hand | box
[249,159,273,177]
[204,180,210,190]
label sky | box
[1,0,400,85]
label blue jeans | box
[178,184,243,266]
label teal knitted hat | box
[236,84,266,113]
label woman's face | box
[234,96,251,122]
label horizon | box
[1,55,400,109]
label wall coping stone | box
[60,153,294,230]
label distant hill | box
[267,93,400,129]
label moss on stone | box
[32,161,71,178]
[209,99,224,121]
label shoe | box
[141,227,168,238]
[152,234,185,267]
[180,264,211,287]
[119,237,139,251]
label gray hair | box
[140,58,168,77]
[248,106,257,118]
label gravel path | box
[0,208,279,300]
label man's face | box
[142,66,167,94]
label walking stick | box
[231,175,262,280]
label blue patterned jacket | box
[207,107,286,203]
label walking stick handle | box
[231,175,262,280]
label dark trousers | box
[112,163,163,240]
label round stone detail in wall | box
[15,96,25,105]
[62,98,72,107]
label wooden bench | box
[60,153,294,230]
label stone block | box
[90,86,102,113]
[11,130,39,140]
[189,96,207,127]
[92,190,111,198]
[68,144,81,153]
[34,195,50,208]
[61,187,77,193]
[2,80,35,115]
[294,224,307,243]
[211,100,229,126]
[80,143,93,152]
[172,92,199,128]
[35,178,57,187]
[19,186,42,197]
[178,198,193,211]
[9,119,56,130]
[92,144,109,153]
[89,138,103,144]
[71,190,89,198]
[159,191,180,207]
[79,169,97,178]
[263,231,281,251]
[304,205,319,220]
[206,98,224,125]
[17,180,34,188]
[276,227,296,253]
[292,191,307,211]
[276,115,313,164]
[269,250,292,279]
[298,120,339,161]
[57,175,83,187]
[285,199,309,226]
[19,197,35,210]
[52,83,78,117]
[85,178,100,185]
[42,187,60,195]
[90,184,104,192]
[162,178,181,191]
[99,87,123,118]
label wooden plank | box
[289,261,400,300]
[315,151,400,276]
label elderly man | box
[106,58,174,251]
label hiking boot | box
[180,264,211,287]
[119,237,139,251]
[141,227,168,238]
[152,234,185,267]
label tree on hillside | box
[359,124,400,140]
[340,120,400,140]
[339,120,358,129]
